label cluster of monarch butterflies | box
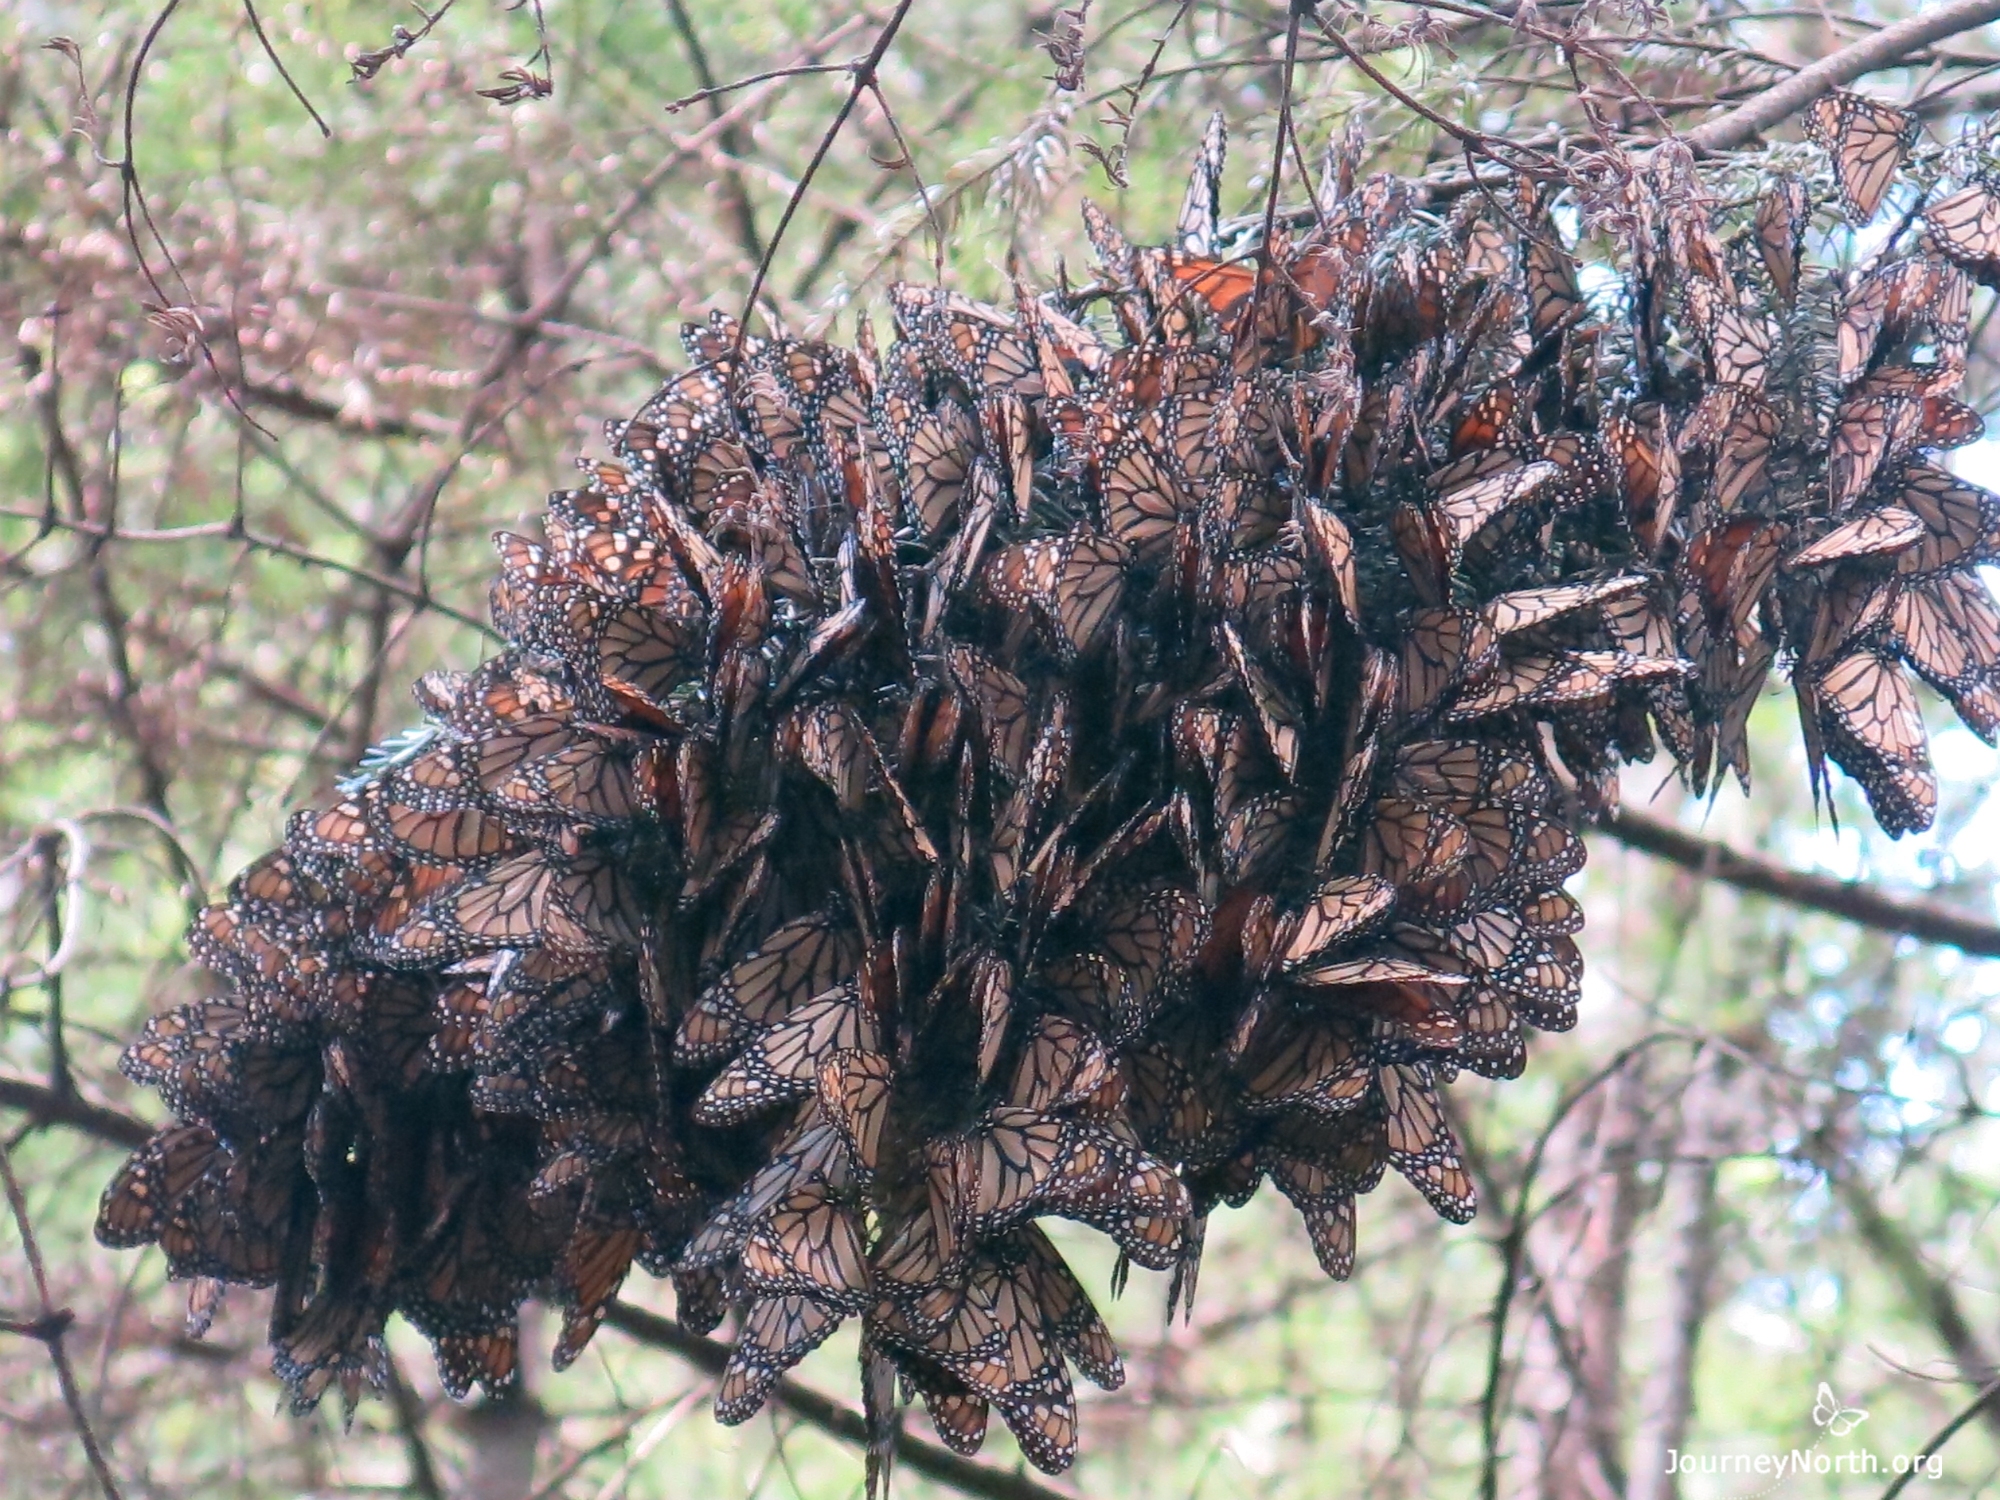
[98,97,2000,1481]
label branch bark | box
[1627,1058,1724,1500]
[1597,811,2000,957]
[0,1074,153,1149]
[1683,0,2000,152]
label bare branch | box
[1684,0,2000,152]
[663,0,767,267]
[0,1074,154,1150]
[1598,810,2000,957]
[0,1136,124,1499]
[1881,1377,2000,1499]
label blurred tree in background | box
[9,1,2000,1496]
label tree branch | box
[1597,810,2000,956]
[1683,0,2000,152]
[384,1355,448,1500]
[0,1135,123,1499]
[1833,1170,2000,1443]
[0,1074,153,1150]
[663,0,766,268]
[601,1301,1076,1500]
[1882,1377,2000,1499]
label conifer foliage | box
[98,102,2000,1476]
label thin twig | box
[0,1137,124,1499]
[663,0,766,266]
[733,0,918,352]
[384,1356,447,1500]
[665,62,853,115]
[1881,1377,2000,1498]
[0,508,496,637]
[1479,1034,1691,1500]
[239,0,331,137]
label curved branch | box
[1684,0,2000,152]
[1597,810,2000,956]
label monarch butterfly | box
[1448,651,1620,718]
[1096,431,1190,559]
[1376,1061,1476,1221]
[681,308,755,366]
[1013,1224,1123,1389]
[1220,790,1303,886]
[1689,283,1773,390]
[1399,607,1500,720]
[740,1183,872,1311]
[1785,506,1924,569]
[906,400,979,536]
[696,985,877,1125]
[1363,797,1471,887]
[818,1047,893,1173]
[1433,457,1559,549]
[1009,1014,1118,1113]
[1838,258,1952,386]
[1891,573,2000,738]
[1292,956,1472,992]
[1449,384,1520,458]
[1918,395,1983,449]
[551,1226,640,1370]
[1275,875,1395,970]
[1482,575,1646,638]
[1755,177,1809,303]
[908,1363,992,1455]
[1178,110,1227,256]
[1896,462,2000,577]
[1220,622,1304,781]
[1710,392,1779,513]
[714,1294,845,1425]
[1828,390,1906,510]
[1685,517,1788,648]
[96,1123,224,1248]
[1812,648,1937,834]
[894,285,1040,397]
[1243,1019,1371,1117]
[984,529,1130,657]
[1925,182,2000,284]
[1524,235,1585,343]
[947,949,1010,1083]
[1804,90,1917,223]
[680,912,860,1064]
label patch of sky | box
[1807,988,1848,1032]
[1941,1012,1985,1053]
[1881,1034,1948,1127]
[1728,1274,1808,1351]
